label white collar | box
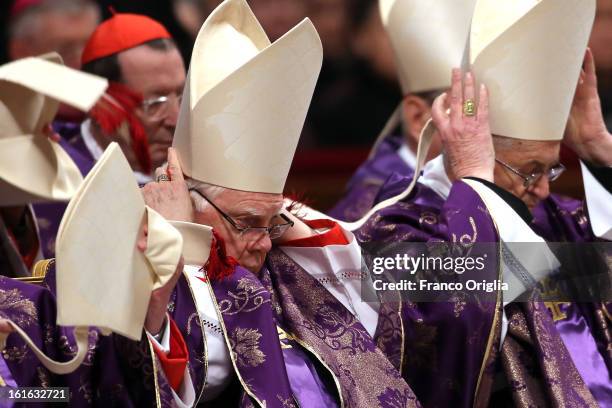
[418,155,452,199]
[81,119,104,161]
[81,119,153,185]
[397,143,417,169]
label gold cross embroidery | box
[544,302,571,322]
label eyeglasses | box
[495,159,566,188]
[189,189,294,240]
[141,92,183,121]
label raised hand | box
[431,69,495,181]
[565,48,612,166]
[142,148,194,222]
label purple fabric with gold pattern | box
[354,180,502,407]
[371,174,610,406]
[263,254,421,408]
[0,263,161,406]
[328,133,413,222]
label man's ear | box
[401,94,433,149]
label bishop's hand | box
[142,148,194,222]
[431,69,495,182]
[565,48,612,167]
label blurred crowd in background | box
[2,0,612,208]
[0,0,403,149]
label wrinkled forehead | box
[219,189,284,217]
[494,136,561,167]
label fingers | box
[584,47,598,87]
[463,71,476,105]
[431,93,451,135]
[477,83,489,125]
[449,68,464,129]
[166,148,184,182]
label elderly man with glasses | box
[135,0,423,406]
[354,1,612,406]
[32,12,186,259]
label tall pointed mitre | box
[343,0,596,231]
[173,0,323,194]
[469,0,595,141]
[55,142,183,340]
[0,53,108,206]
[0,143,186,374]
[379,0,477,94]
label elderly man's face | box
[193,189,285,273]
[119,45,186,171]
[493,137,561,210]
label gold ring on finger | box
[463,99,476,117]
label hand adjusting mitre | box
[0,143,185,374]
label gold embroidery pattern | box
[43,323,54,345]
[0,288,37,327]
[2,345,28,363]
[277,394,298,408]
[219,277,271,316]
[451,216,478,245]
[37,367,50,388]
[229,328,266,368]
[186,312,201,336]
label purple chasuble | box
[328,133,414,222]
[372,174,608,406]
[355,180,502,407]
[264,251,422,408]
[0,262,166,407]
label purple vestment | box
[354,180,503,407]
[364,174,610,406]
[328,133,413,222]
[0,261,163,406]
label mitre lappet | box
[0,143,186,374]
[173,0,323,193]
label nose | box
[252,233,273,254]
[530,176,550,200]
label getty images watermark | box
[370,252,508,293]
[347,242,612,303]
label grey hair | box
[10,0,100,40]
[492,135,519,153]
[185,179,225,213]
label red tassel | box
[89,82,152,173]
[204,231,238,282]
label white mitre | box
[173,0,323,194]
[0,53,108,206]
[380,0,477,94]
[0,143,186,375]
[344,0,596,230]
[469,0,595,141]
